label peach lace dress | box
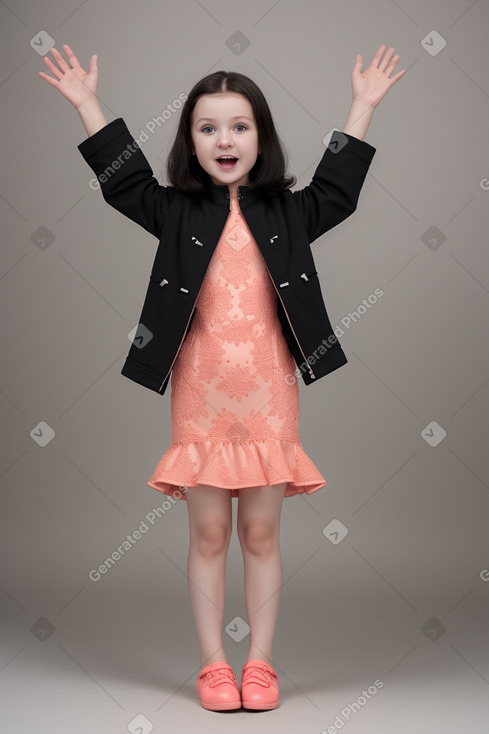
[146,191,327,499]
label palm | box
[38,44,98,109]
[352,45,406,108]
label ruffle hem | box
[146,439,327,500]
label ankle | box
[200,648,227,668]
[246,650,273,665]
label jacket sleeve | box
[77,117,174,239]
[291,130,376,243]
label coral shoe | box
[196,661,241,711]
[241,659,280,710]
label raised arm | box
[39,44,173,238]
[291,132,376,243]
[291,44,406,242]
[76,115,174,239]
[342,44,406,140]
[38,44,107,134]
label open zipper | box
[157,192,238,393]
[158,278,206,392]
[158,192,237,391]
[232,187,315,379]
[262,262,316,380]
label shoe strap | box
[200,664,237,688]
[242,662,277,687]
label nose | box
[217,130,232,148]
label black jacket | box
[77,118,376,396]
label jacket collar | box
[203,180,263,210]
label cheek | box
[248,137,260,156]
[196,139,213,157]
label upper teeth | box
[220,156,235,159]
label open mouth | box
[216,156,238,170]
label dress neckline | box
[229,192,241,213]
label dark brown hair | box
[166,71,296,194]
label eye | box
[200,123,248,133]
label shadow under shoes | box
[196,661,241,711]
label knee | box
[237,521,277,556]
[192,522,231,558]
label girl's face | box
[190,92,260,194]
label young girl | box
[39,43,405,711]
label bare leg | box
[237,483,287,665]
[185,483,233,668]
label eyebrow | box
[195,115,254,125]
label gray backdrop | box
[1,1,488,732]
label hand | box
[38,44,99,109]
[351,44,406,108]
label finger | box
[62,43,82,69]
[49,46,72,74]
[385,54,401,76]
[370,44,386,68]
[42,54,64,80]
[389,69,406,84]
[88,53,98,72]
[38,70,59,87]
[353,54,363,74]
[379,47,395,72]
